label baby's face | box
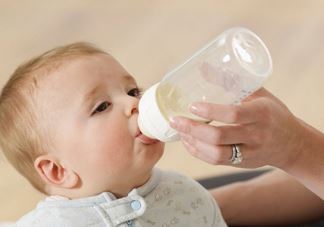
[37,54,164,196]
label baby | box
[0,43,226,227]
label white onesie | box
[16,168,227,227]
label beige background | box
[1,0,324,221]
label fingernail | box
[190,104,200,113]
[169,117,178,128]
[181,138,191,147]
[170,117,189,133]
[181,135,194,146]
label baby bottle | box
[138,27,272,142]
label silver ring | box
[230,144,243,165]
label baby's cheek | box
[93,122,134,171]
[95,142,133,171]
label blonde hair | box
[0,42,107,193]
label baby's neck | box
[110,170,152,199]
[47,169,153,200]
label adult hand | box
[170,88,324,198]
[169,88,309,169]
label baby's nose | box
[125,97,139,117]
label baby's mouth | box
[135,130,159,145]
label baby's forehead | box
[35,54,120,82]
[33,54,136,99]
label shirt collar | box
[37,168,161,208]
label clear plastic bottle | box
[138,27,272,142]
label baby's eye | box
[92,101,111,115]
[127,88,143,98]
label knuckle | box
[209,147,223,164]
[189,146,200,157]
[252,133,263,145]
[179,119,192,133]
[210,129,223,144]
[228,106,241,123]
[251,129,266,145]
[258,100,272,119]
[189,137,196,146]
[204,107,214,118]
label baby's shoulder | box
[158,169,207,191]
[143,169,227,226]
[15,203,105,227]
[16,207,56,227]
[151,168,214,206]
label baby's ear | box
[34,155,78,189]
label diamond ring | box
[230,144,243,165]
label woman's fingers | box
[169,88,301,169]
[181,139,218,164]
[170,117,251,145]
[181,137,233,165]
[181,136,257,167]
[189,96,269,125]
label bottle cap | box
[138,83,180,142]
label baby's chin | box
[135,142,164,166]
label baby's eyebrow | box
[82,75,137,106]
[83,85,102,105]
[122,74,137,84]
